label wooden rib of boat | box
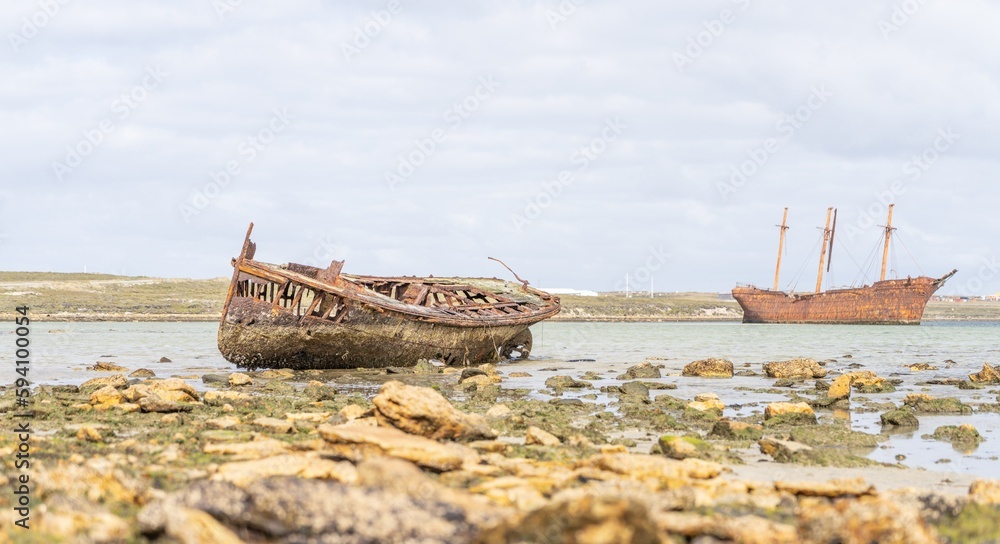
[217,224,561,369]
[732,205,957,325]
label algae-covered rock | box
[617,361,661,380]
[619,381,650,401]
[759,436,813,462]
[762,358,827,379]
[88,361,128,372]
[373,380,496,441]
[303,380,337,401]
[930,424,984,446]
[797,494,938,544]
[80,373,128,393]
[682,358,733,378]
[544,375,591,389]
[969,362,1000,384]
[658,435,715,460]
[908,362,938,371]
[763,402,816,425]
[474,494,660,544]
[880,408,919,427]
[904,393,973,414]
[709,419,763,441]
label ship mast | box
[879,204,895,281]
[815,207,834,293]
[773,208,789,291]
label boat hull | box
[218,296,537,369]
[732,275,952,325]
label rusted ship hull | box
[217,224,559,369]
[733,271,956,325]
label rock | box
[827,374,853,400]
[474,494,660,544]
[931,424,984,446]
[201,373,230,385]
[687,392,724,412]
[158,356,172,363]
[773,378,800,387]
[339,404,369,421]
[372,380,497,441]
[853,376,895,393]
[285,411,332,423]
[206,416,241,430]
[460,374,496,388]
[140,395,194,413]
[525,426,561,446]
[797,495,938,544]
[88,361,128,372]
[508,372,532,378]
[213,452,359,487]
[969,479,1000,505]
[682,358,733,378]
[880,408,919,427]
[904,393,973,414]
[89,385,124,406]
[763,402,816,425]
[460,365,501,385]
[969,362,1000,383]
[204,390,253,406]
[710,419,763,441]
[80,374,128,393]
[616,361,661,380]
[182,477,477,543]
[228,373,252,387]
[318,423,469,471]
[759,436,813,462]
[385,366,414,374]
[303,380,337,401]
[762,358,827,379]
[129,368,156,378]
[908,362,938,371]
[123,378,200,403]
[544,375,591,389]
[76,426,104,442]
[658,435,713,460]
[259,368,295,379]
[619,381,650,400]
[485,404,512,419]
[203,439,291,459]
[775,477,875,497]
[161,413,183,425]
[253,417,294,434]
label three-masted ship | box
[732,205,956,325]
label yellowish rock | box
[77,426,103,442]
[159,506,247,544]
[204,390,252,405]
[228,372,252,386]
[485,404,512,419]
[827,374,852,400]
[775,477,875,497]
[89,385,124,406]
[372,380,497,441]
[687,393,724,412]
[318,423,470,471]
[285,411,332,422]
[969,479,1000,504]
[252,417,294,434]
[763,402,815,422]
[525,426,561,446]
[206,416,241,429]
[212,452,358,487]
[114,402,141,413]
[339,404,368,420]
[203,438,292,460]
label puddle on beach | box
[18,320,1000,475]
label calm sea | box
[17,320,1000,474]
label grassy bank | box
[1,272,998,322]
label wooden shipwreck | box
[732,205,957,325]
[218,224,560,369]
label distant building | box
[540,288,599,297]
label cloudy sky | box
[2,0,998,295]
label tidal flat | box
[2,321,1000,542]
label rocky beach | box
[3,351,1000,543]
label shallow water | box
[17,320,1000,475]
